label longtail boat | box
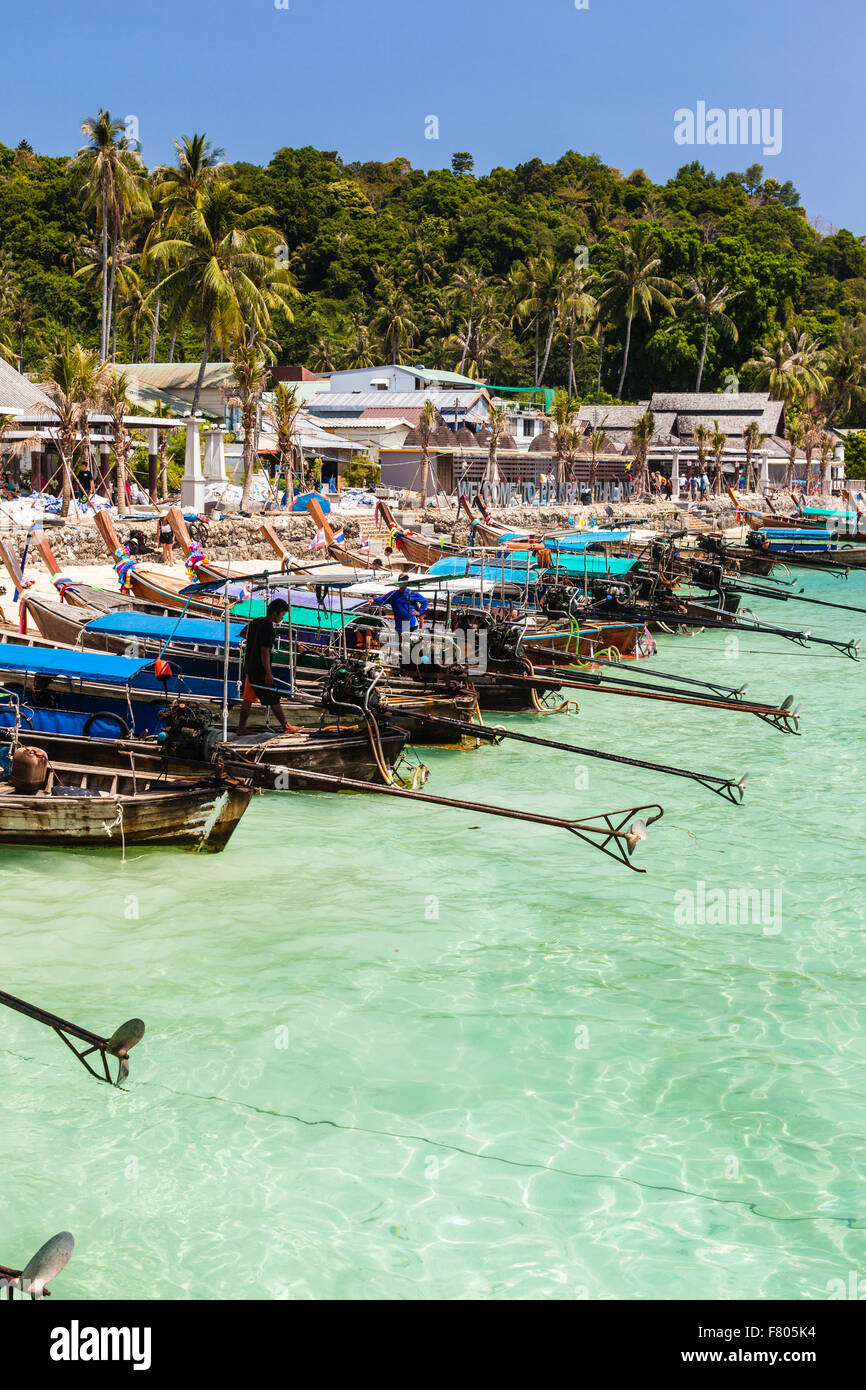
[93,510,233,615]
[374,498,463,567]
[0,735,251,851]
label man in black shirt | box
[236,598,299,736]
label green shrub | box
[843,431,866,478]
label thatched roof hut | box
[497,431,518,450]
[434,424,454,445]
[528,431,555,452]
[454,426,477,446]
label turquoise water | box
[2,572,865,1301]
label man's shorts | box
[242,676,282,708]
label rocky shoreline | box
[0,490,834,570]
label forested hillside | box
[1,135,864,420]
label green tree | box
[69,110,149,359]
[678,273,740,391]
[147,182,298,413]
[599,227,674,398]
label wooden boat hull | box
[3,723,406,792]
[522,622,639,660]
[0,773,250,851]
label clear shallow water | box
[2,572,865,1301]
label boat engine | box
[539,584,575,617]
[158,702,221,763]
[486,619,524,664]
[322,659,384,716]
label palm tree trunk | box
[149,291,161,363]
[695,315,710,392]
[616,315,633,399]
[115,420,128,518]
[107,228,118,362]
[539,316,556,385]
[191,328,212,415]
[159,441,168,501]
[568,313,576,394]
[240,407,256,512]
[100,185,109,360]
[168,327,177,364]
[458,312,472,373]
[534,320,539,386]
[596,326,604,393]
[59,435,74,519]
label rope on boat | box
[101,803,126,862]
[530,687,579,715]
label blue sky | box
[3,0,863,232]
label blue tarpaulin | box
[86,612,247,645]
[0,643,151,685]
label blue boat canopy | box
[0,643,153,685]
[86,612,247,645]
[546,530,633,550]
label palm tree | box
[103,371,135,517]
[784,411,805,490]
[415,399,438,503]
[801,407,825,489]
[559,263,598,394]
[154,133,227,217]
[372,280,417,362]
[741,420,765,493]
[824,327,866,421]
[692,422,712,483]
[226,345,269,512]
[599,227,674,398]
[504,258,540,384]
[678,274,740,391]
[0,324,15,367]
[43,338,104,518]
[710,419,728,496]
[264,381,305,498]
[629,410,655,494]
[588,416,609,499]
[529,253,568,386]
[550,388,580,489]
[150,399,177,500]
[117,276,154,362]
[8,293,42,370]
[446,264,488,373]
[484,404,508,487]
[68,110,149,360]
[747,327,828,405]
[147,182,298,414]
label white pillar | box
[181,420,205,511]
[759,451,769,491]
[671,448,681,499]
[203,427,227,483]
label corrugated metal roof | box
[113,362,236,390]
[310,390,486,412]
[319,416,412,429]
[0,359,56,415]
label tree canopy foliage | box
[2,135,866,421]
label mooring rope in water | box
[100,803,126,862]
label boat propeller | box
[0,1231,74,1299]
[0,988,145,1085]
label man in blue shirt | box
[377,573,428,633]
